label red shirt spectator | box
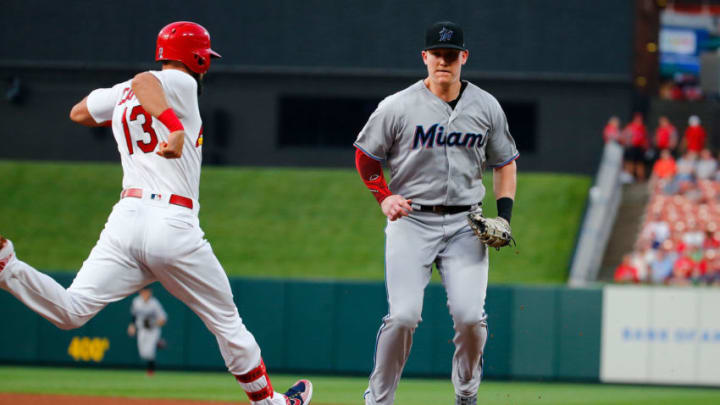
[705,232,720,249]
[614,255,640,283]
[603,116,621,144]
[631,127,649,148]
[673,255,695,279]
[654,116,677,150]
[684,115,707,153]
[624,114,649,149]
[675,238,688,254]
[651,149,676,179]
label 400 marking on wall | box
[67,336,110,362]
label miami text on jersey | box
[412,124,487,149]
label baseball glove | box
[467,209,515,250]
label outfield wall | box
[3,277,717,386]
[0,275,602,381]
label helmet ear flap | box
[194,53,206,67]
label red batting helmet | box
[155,21,221,74]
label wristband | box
[157,108,184,132]
[497,197,514,223]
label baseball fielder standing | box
[128,287,167,376]
[354,21,518,405]
[0,21,311,405]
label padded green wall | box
[0,275,601,381]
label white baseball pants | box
[0,196,263,376]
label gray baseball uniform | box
[355,79,518,405]
[131,294,167,361]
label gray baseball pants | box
[365,208,489,405]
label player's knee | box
[389,310,422,329]
[453,311,487,331]
[55,314,91,330]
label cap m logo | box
[438,27,454,42]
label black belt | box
[415,203,479,215]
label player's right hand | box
[156,130,185,159]
[127,324,136,337]
[381,195,413,221]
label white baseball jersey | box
[0,67,289,403]
[354,80,519,205]
[87,69,203,201]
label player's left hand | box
[467,209,515,250]
[127,324,136,337]
[156,130,185,158]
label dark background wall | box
[1,0,636,173]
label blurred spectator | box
[675,151,697,182]
[682,115,707,154]
[623,112,649,181]
[653,116,677,155]
[695,149,717,180]
[603,116,622,144]
[664,151,696,194]
[649,241,676,284]
[659,79,684,100]
[669,253,694,285]
[647,212,671,248]
[683,221,705,250]
[704,251,720,285]
[614,254,640,283]
[703,229,720,249]
[673,234,687,255]
[651,149,676,180]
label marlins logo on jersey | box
[413,124,487,149]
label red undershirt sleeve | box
[355,148,392,205]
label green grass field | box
[0,366,718,404]
[0,160,590,283]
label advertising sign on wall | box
[601,286,720,386]
[660,27,709,75]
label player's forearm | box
[493,161,517,222]
[355,148,392,204]
[131,72,170,117]
[493,160,517,200]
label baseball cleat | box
[283,379,312,405]
[0,236,15,272]
[455,394,477,405]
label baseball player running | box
[0,21,311,405]
[354,21,518,405]
[128,287,167,376]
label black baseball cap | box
[424,21,466,51]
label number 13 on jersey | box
[121,105,159,155]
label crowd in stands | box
[605,113,720,286]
